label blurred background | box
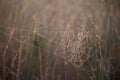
[0,0,120,80]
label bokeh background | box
[0,0,120,80]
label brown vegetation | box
[0,0,120,80]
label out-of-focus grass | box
[0,0,120,80]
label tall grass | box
[0,0,120,80]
